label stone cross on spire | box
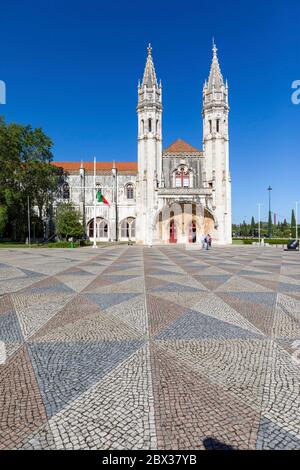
[207,40,224,91]
[141,43,158,88]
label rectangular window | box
[216,119,220,132]
[183,177,189,188]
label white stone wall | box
[64,172,137,241]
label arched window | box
[156,119,159,133]
[130,218,136,238]
[87,217,108,240]
[120,217,136,240]
[126,183,134,199]
[175,168,190,188]
[121,220,129,238]
[148,118,152,132]
[98,219,108,238]
[62,182,70,199]
[141,119,144,134]
[88,220,94,238]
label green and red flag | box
[96,190,109,206]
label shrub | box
[239,238,292,245]
[43,241,79,248]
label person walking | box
[205,234,209,250]
[208,234,212,248]
[201,234,205,249]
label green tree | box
[291,209,296,238]
[56,202,83,240]
[0,116,64,240]
[240,220,248,237]
[250,216,256,236]
[0,205,8,237]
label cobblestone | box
[0,245,299,449]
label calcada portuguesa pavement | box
[0,245,300,450]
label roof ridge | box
[52,161,138,171]
[164,138,202,153]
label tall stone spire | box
[202,41,231,245]
[207,41,225,92]
[203,41,228,112]
[136,44,162,245]
[141,43,158,88]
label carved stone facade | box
[53,43,232,245]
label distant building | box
[53,43,232,245]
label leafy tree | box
[56,202,83,240]
[250,216,256,236]
[0,116,64,240]
[0,205,8,237]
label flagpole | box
[27,195,31,247]
[93,156,97,248]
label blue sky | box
[1,0,299,223]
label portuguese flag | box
[96,190,109,205]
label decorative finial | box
[147,43,152,55]
[212,37,217,57]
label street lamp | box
[296,201,299,243]
[27,195,31,246]
[267,186,272,238]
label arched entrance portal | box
[169,220,177,243]
[188,221,197,243]
[155,203,215,244]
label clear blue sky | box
[1,0,299,223]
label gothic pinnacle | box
[141,43,158,88]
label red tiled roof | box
[164,139,202,153]
[52,161,137,171]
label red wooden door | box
[189,222,196,243]
[169,220,177,243]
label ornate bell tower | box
[136,44,162,244]
[202,42,232,244]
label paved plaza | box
[0,245,300,450]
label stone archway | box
[87,217,109,241]
[154,202,216,244]
[119,217,136,241]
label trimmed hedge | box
[46,241,80,248]
[38,240,93,248]
[233,238,292,245]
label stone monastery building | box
[53,43,232,245]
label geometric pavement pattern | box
[0,245,300,449]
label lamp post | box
[296,201,299,243]
[27,196,31,246]
[267,186,272,238]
